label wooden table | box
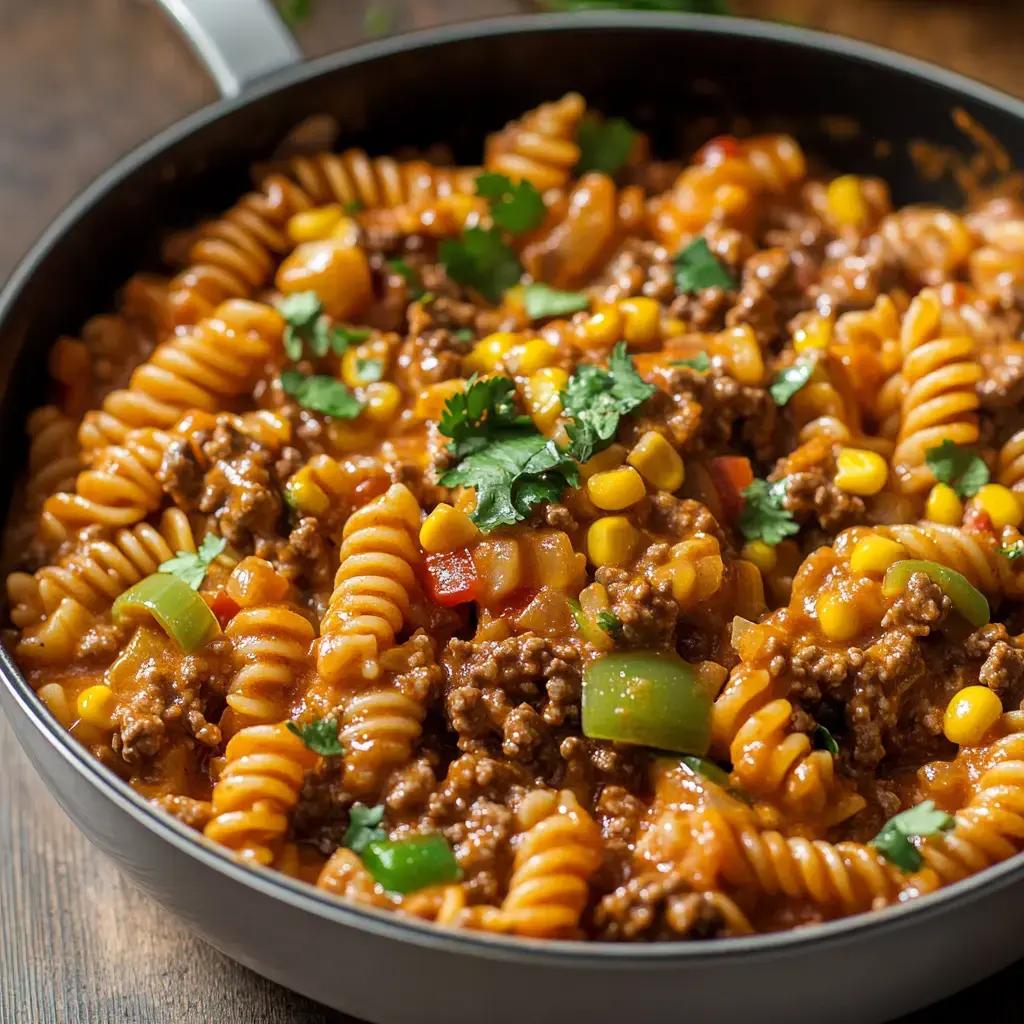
[3,0,1024,1020]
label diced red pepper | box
[424,549,480,608]
[710,456,754,523]
[696,134,741,166]
[963,505,994,535]
[204,589,241,629]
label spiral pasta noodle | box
[203,723,318,866]
[998,429,1024,490]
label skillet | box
[3,3,1024,1020]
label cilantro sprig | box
[523,283,590,320]
[737,478,799,546]
[673,238,737,294]
[280,371,362,419]
[475,173,547,235]
[440,226,522,304]
[575,114,637,176]
[597,610,624,639]
[769,360,814,406]
[343,803,387,854]
[814,724,840,757]
[438,375,579,531]
[158,533,227,591]
[925,440,990,499]
[1000,541,1024,561]
[870,800,955,872]
[287,718,344,756]
[670,353,711,373]
[277,292,361,361]
[561,342,657,463]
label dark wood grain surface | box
[4,1,1024,1021]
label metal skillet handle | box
[154,0,303,98]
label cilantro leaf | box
[439,374,531,458]
[561,342,657,462]
[158,533,227,591]
[597,610,623,639]
[287,718,344,756]
[280,371,362,418]
[679,755,733,788]
[1001,541,1024,561]
[277,291,359,359]
[343,803,387,855]
[355,357,384,382]
[870,800,955,872]
[475,173,547,235]
[737,478,799,546]
[670,353,711,372]
[332,325,371,353]
[673,238,737,294]
[387,258,425,300]
[453,328,475,343]
[769,360,814,406]
[814,724,840,757]
[523,283,590,321]
[575,115,637,176]
[925,440,990,499]
[439,226,523,304]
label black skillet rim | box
[4,10,1024,965]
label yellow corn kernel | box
[619,298,661,347]
[276,239,372,320]
[587,466,647,511]
[741,540,777,573]
[974,483,1023,529]
[713,324,764,386]
[287,204,344,244]
[925,482,963,526]
[420,502,480,553]
[662,558,697,605]
[414,379,465,421]
[524,367,570,436]
[793,315,832,353]
[286,467,330,516]
[77,684,117,730]
[342,339,390,389]
[464,332,520,374]
[816,592,861,641]
[326,420,377,453]
[627,431,684,492]
[663,317,685,338]
[579,444,626,481]
[587,516,640,567]
[507,337,561,375]
[827,175,868,228]
[849,535,907,575]
[577,306,623,349]
[330,216,360,248]
[363,382,402,424]
[835,447,888,496]
[944,686,1003,746]
[577,582,615,650]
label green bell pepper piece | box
[362,834,462,894]
[112,573,220,653]
[882,559,989,628]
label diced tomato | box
[710,456,754,523]
[424,549,480,608]
[203,589,241,629]
[696,134,741,166]
[963,505,994,535]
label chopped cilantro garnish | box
[814,724,840,757]
[575,115,637,176]
[343,803,387,854]
[475,172,547,235]
[523,283,590,320]
[1001,541,1024,561]
[387,258,425,300]
[597,610,623,639]
[355,357,384,382]
[670,353,711,372]
[438,375,579,531]
[287,718,344,756]
[158,533,227,591]
[280,370,362,419]
[769,360,814,406]
[870,800,955,872]
[673,238,736,294]
[277,291,355,360]
[737,478,799,546]
[925,440,990,499]
[453,328,475,343]
[440,227,523,304]
[561,342,657,463]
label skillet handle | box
[154,0,303,98]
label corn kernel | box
[816,592,861,641]
[944,686,1003,746]
[326,420,377,453]
[663,317,686,337]
[974,483,1023,529]
[619,298,661,347]
[587,466,647,511]
[524,367,570,435]
[827,175,868,228]
[330,216,360,248]
[420,503,480,553]
[287,204,344,244]
[414,379,465,421]
[464,332,520,374]
[741,540,777,573]
[579,444,626,480]
[507,338,561,375]
[835,447,888,496]
[925,483,963,526]
[342,340,389,388]
[363,382,402,424]
[664,558,697,605]
[577,306,623,349]
[627,431,684,492]
[77,684,117,730]
[793,315,832,353]
[587,516,640,567]
[276,239,372,320]
[849,535,907,575]
[285,467,330,516]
